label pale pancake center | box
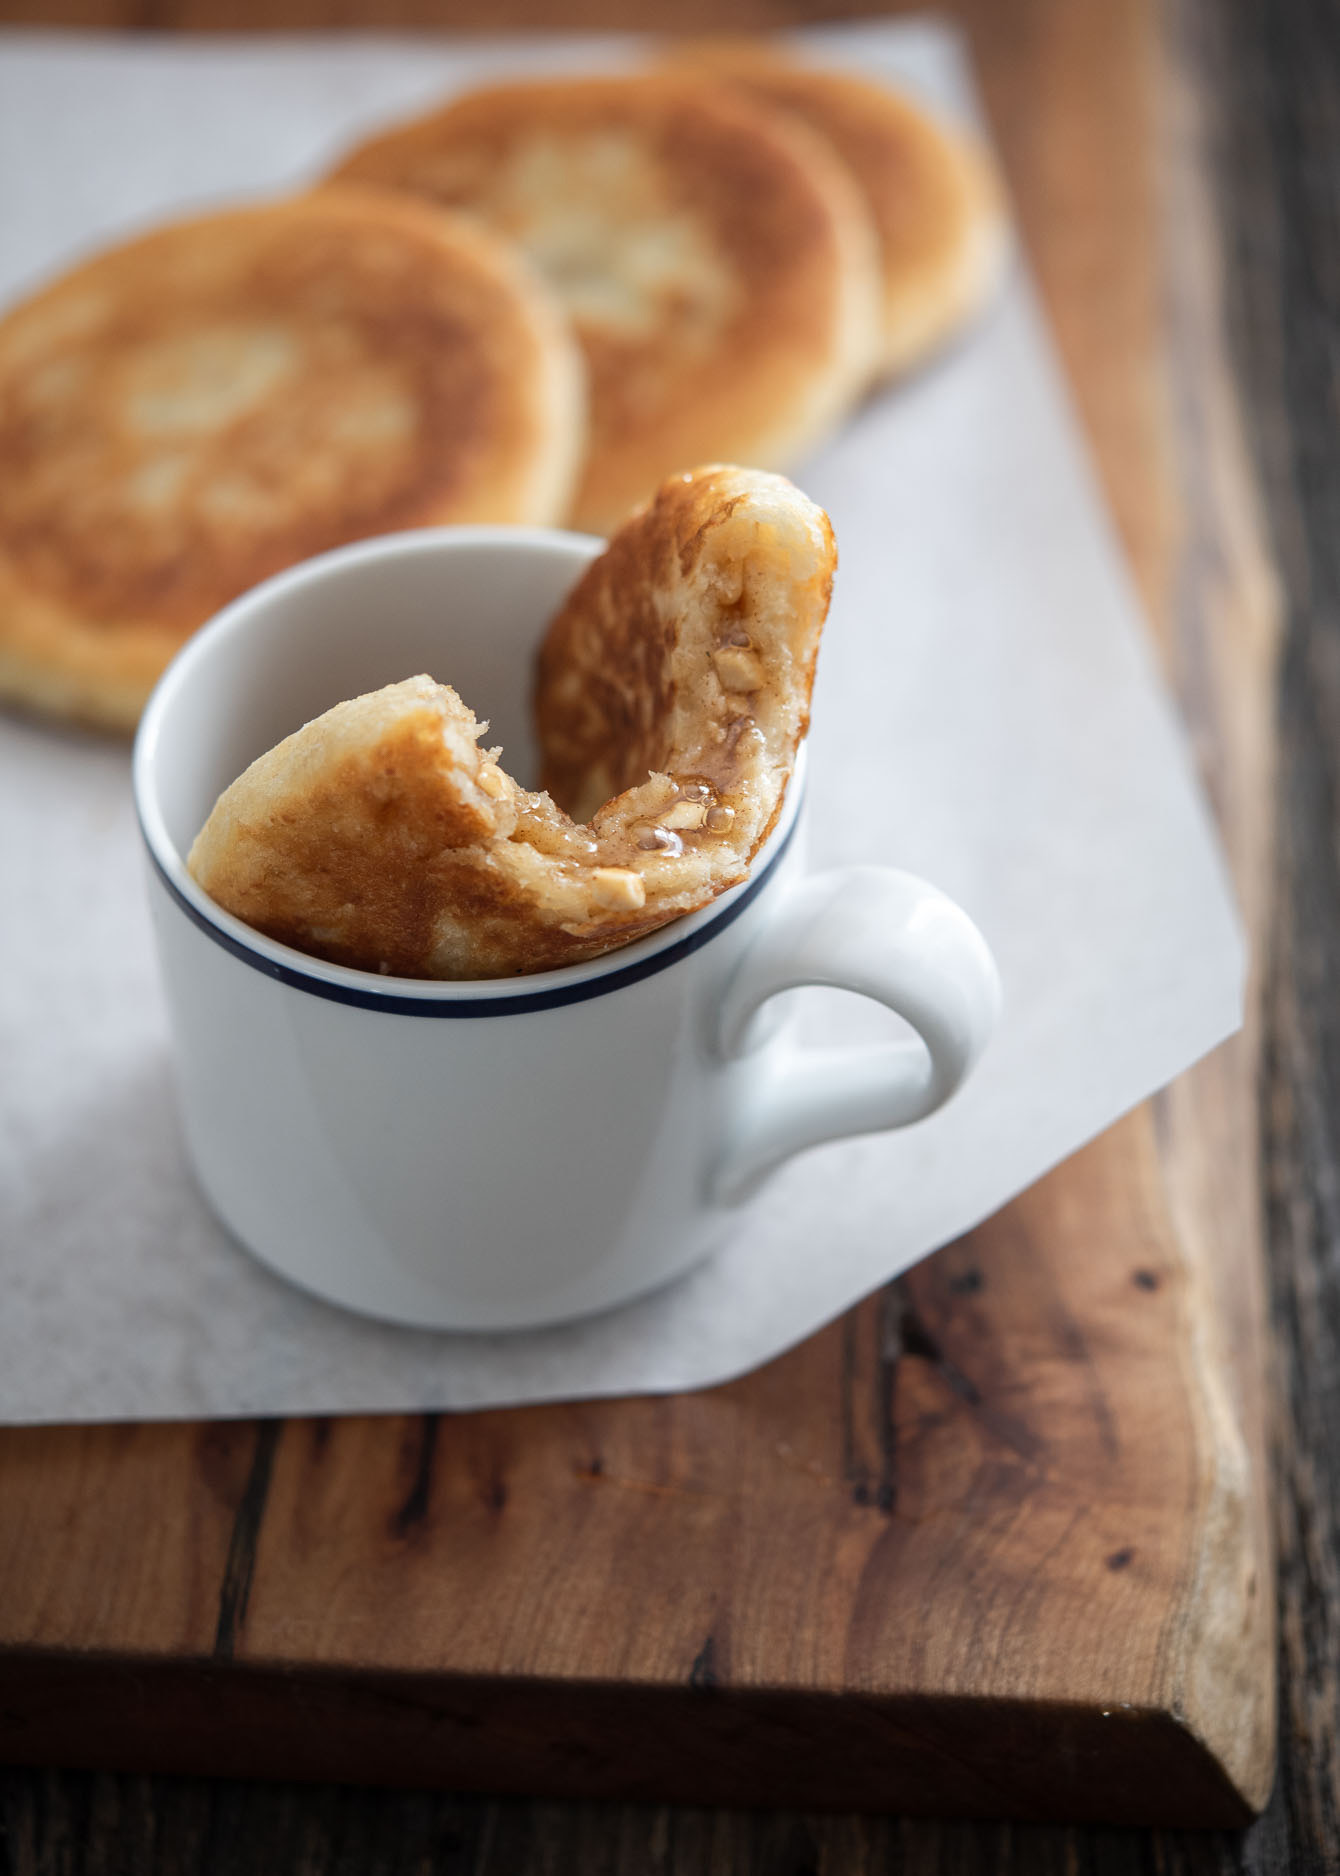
[123,323,300,434]
[426,133,739,345]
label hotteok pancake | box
[0,187,583,730]
[666,41,1009,379]
[329,75,880,536]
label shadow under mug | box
[133,528,1002,1332]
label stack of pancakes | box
[0,43,1008,732]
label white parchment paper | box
[0,23,1243,1424]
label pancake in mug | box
[189,466,834,978]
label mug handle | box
[711,866,1002,1204]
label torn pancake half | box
[188,466,834,979]
[0,187,584,731]
[328,74,880,536]
[664,41,1009,379]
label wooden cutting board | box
[0,0,1280,1827]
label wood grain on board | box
[0,0,1280,1829]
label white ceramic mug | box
[134,529,1001,1331]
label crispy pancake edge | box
[660,41,1011,378]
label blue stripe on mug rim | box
[140,806,801,1018]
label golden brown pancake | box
[665,41,1009,378]
[188,466,835,979]
[0,187,584,731]
[328,75,880,536]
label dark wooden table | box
[2,0,1337,1867]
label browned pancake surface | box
[330,75,879,535]
[0,187,583,729]
[189,466,835,979]
[665,42,1008,377]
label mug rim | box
[132,525,807,1016]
